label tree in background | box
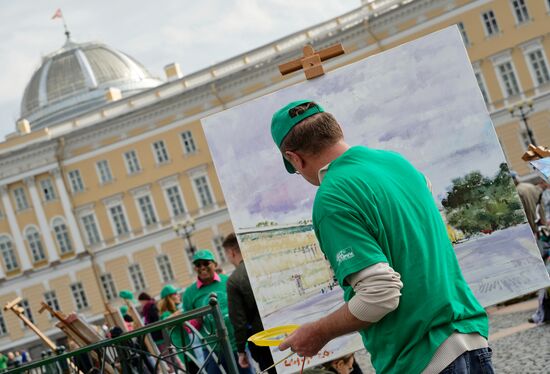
[441,163,524,235]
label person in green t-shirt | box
[0,352,8,372]
[270,100,493,374]
[182,249,253,374]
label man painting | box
[271,100,493,374]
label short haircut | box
[138,292,153,301]
[280,102,343,155]
[222,233,240,252]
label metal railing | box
[3,295,238,374]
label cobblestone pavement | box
[351,298,548,373]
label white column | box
[24,176,60,262]
[52,169,86,255]
[0,246,5,279]
[0,185,32,271]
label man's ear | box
[284,150,304,170]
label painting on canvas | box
[202,26,550,372]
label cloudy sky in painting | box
[202,27,506,229]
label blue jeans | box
[440,348,494,374]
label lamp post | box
[173,217,196,256]
[509,100,536,146]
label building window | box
[13,187,29,211]
[70,282,89,310]
[457,22,469,46]
[511,0,529,24]
[157,254,175,283]
[25,227,46,262]
[40,179,56,201]
[96,160,113,184]
[100,273,117,301]
[497,61,521,97]
[194,176,214,207]
[53,218,73,254]
[124,150,141,174]
[0,311,7,335]
[153,140,170,164]
[213,236,227,263]
[475,72,490,104]
[21,299,34,324]
[44,291,60,311]
[68,170,85,193]
[81,214,101,245]
[165,186,186,217]
[109,205,130,236]
[482,10,499,36]
[527,49,550,86]
[137,195,157,226]
[181,131,197,154]
[129,264,147,291]
[0,236,18,271]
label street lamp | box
[173,217,196,256]
[509,100,536,146]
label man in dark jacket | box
[223,233,275,374]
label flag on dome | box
[51,8,62,20]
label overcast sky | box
[0,0,360,139]
[203,27,506,229]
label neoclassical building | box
[1,0,549,355]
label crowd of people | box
[0,231,362,374]
[0,351,31,371]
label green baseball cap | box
[119,305,129,316]
[160,284,180,299]
[271,100,325,173]
[119,290,135,301]
[192,249,216,263]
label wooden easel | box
[278,44,345,80]
[522,144,550,161]
[39,302,115,374]
[103,303,126,331]
[4,297,84,374]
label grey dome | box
[20,39,162,131]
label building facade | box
[1,0,549,355]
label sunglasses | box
[194,260,213,268]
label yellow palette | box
[248,325,300,346]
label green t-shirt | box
[0,354,7,370]
[312,146,488,374]
[182,274,237,352]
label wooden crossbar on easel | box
[278,44,345,80]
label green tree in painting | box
[441,163,524,235]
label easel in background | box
[522,144,550,161]
[39,301,115,374]
[3,297,85,374]
[103,303,126,331]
